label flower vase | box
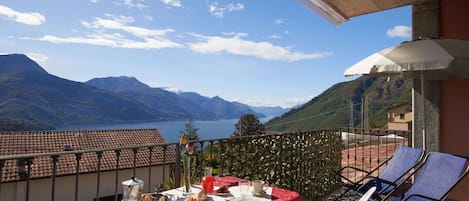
[182,154,192,193]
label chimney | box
[64,144,73,151]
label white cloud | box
[81,15,174,38]
[387,25,412,38]
[25,52,48,63]
[147,81,183,93]
[236,99,276,107]
[125,0,147,9]
[113,0,147,9]
[188,33,331,62]
[209,2,244,18]
[226,3,243,11]
[274,19,283,25]
[236,95,314,108]
[284,96,314,108]
[90,0,99,3]
[161,0,182,7]
[267,34,281,40]
[222,32,247,37]
[22,15,182,50]
[0,4,45,25]
[162,86,183,93]
[283,30,289,35]
[143,15,153,21]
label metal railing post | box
[74,153,82,201]
[147,147,153,193]
[162,146,167,187]
[174,144,181,187]
[198,141,204,178]
[51,155,59,201]
[114,150,121,201]
[132,148,138,177]
[96,151,103,201]
[25,158,33,201]
[0,160,4,199]
[209,141,214,168]
[219,141,225,176]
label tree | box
[181,120,200,141]
[232,114,265,137]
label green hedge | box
[219,130,343,200]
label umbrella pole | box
[420,72,426,150]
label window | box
[399,113,405,120]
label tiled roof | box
[0,129,176,182]
[340,142,406,182]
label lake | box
[56,117,273,143]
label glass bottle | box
[202,167,215,193]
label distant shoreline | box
[56,116,274,143]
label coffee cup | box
[252,180,265,195]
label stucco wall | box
[440,79,469,201]
[388,104,412,123]
[440,0,469,200]
[387,122,408,131]
[0,165,170,201]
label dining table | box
[159,176,304,201]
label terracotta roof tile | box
[0,129,176,182]
[341,142,406,182]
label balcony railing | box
[339,128,410,184]
[0,128,410,201]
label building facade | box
[387,103,412,131]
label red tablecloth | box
[214,176,304,201]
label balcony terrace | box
[0,128,409,201]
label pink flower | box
[186,143,195,155]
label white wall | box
[1,165,171,201]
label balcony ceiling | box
[301,0,426,24]
[327,0,417,17]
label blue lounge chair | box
[383,152,469,201]
[337,146,424,200]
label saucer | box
[215,192,232,197]
[251,190,266,197]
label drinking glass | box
[238,180,250,197]
[202,167,215,193]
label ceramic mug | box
[252,180,265,194]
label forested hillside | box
[265,76,412,131]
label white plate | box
[228,197,251,201]
[227,186,272,201]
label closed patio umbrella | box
[344,38,469,150]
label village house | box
[387,103,412,131]
[0,129,176,201]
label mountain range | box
[0,54,264,130]
[265,76,412,131]
[86,76,265,120]
[1,54,410,132]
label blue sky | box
[0,0,411,108]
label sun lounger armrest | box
[371,177,396,186]
[337,166,371,184]
[402,194,439,201]
[356,177,397,193]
